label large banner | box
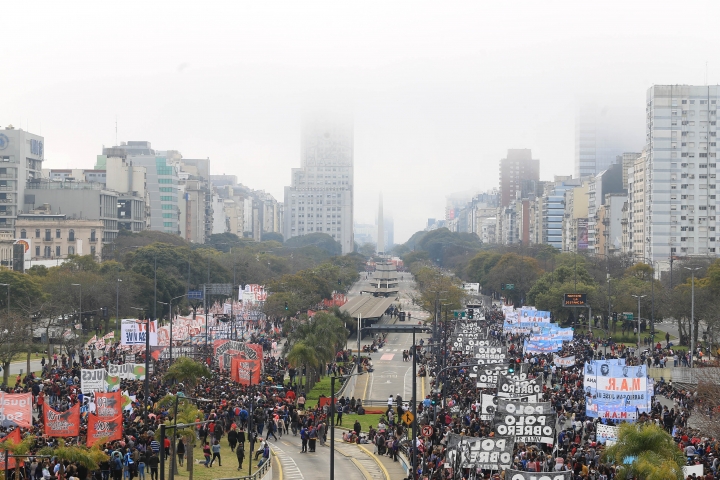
[0,393,32,428]
[494,411,556,444]
[81,369,108,394]
[505,470,571,480]
[473,346,508,364]
[584,362,649,405]
[107,363,146,381]
[524,339,563,354]
[94,392,123,418]
[480,394,498,420]
[214,340,264,373]
[44,404,80,437]
[230,357,262,386]
[553,355,576,367]
[87,412,123,446]
[0,429,20,469]
[497,375,544,398]
[596,424,619,444]
[497,399,552,415]
[445,434,513,470]
[150,345,198,361]
[519,309,552,323]
[471,363,529,388]
[121,319,158,346]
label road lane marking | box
[380,354,394,361]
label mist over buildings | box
[2,1,718,242]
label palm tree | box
[286,341,320,389]
[0,434,36,480]
[37,440,109,474]
[163,357,211,388]
[602,423,685,480]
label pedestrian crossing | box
[270,443,304,480]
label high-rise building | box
[575,104,624,178]
[644,85,720,264]
[587,162,625,254]
[0,126,44,234]
[283,115,354,254]
[105,142,181,235]
[618,152,641,190]
[499,149,539,207]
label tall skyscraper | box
[643,85,720,264]
[283,114,354,254]
[499,149,539,207]
[377,193,385,254]
[575,103,624,178]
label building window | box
[43,246,51,258]
[35,229,40,238]
[55,246,60,257]
[45,229,51,241]
[90,246,96,256]
[68,229,75,241]
[35,246,40,257]
[90,230,96,242]
[68,246,75,255]
[20,230,26,239]
[56,229,61,239]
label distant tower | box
[377,192,385,255]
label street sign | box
[402,411,415,425]
[503,284,515,290]
[563,293,587,306]
[205,284,233,296]
[187,290,204,300]
[421,425,434,437]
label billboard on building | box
[577,218,588,250]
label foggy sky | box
[3,1,719,242]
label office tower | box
[644,85,720,263]
[575,104,623,178]
[284,114,354,254]
[499,149,539,207]
[106,142,180,235]
[377,193,385,254]
[0,126,44,234]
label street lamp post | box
[159,294,187,361]
[330,372,364,480]
[631,294,646,349]
[72,283,82,329]
[684,266,702,367]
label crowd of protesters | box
[389,305,719,480]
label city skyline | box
[3,1,720,242]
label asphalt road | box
[347,273,431,404]
[270,429,383,480]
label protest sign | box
[553,355,575,367]
[44,404,80,437]
[0,393,32,428]
[596,424,619,443]
[121,319,158,346]
[81,369,108,394]
[497,375,544,398]
[504,470,571,480]
[497,399,552,415]
[493,412,556,444]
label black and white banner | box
[497,399,552,415]
[471,363,529,388]
[473,346,508,364]
[480,394,498,420]
[445,434,514,470]
[493,412,556,444]
[497,374,544,398]
[504,470,571,480]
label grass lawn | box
[336,413,384,433]
[166,435,259,480]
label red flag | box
[87,412,122,446]
[44,404,80,437]
[94,392,122,418]
[0,429,21,469]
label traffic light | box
[338,278,341,285]
[467,308,474,320]
[612,312,618,321]
[284,301,289,310]
[501,284,505,290]
[508,365,515,373]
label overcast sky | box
[3,1,720,242]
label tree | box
[37,439,109,472]
[412,266,467,315]
[163,357,211,388]
[484,253,543,305]
[286,342,320,389]
[602,423,684,480]
[284,233,342,256]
